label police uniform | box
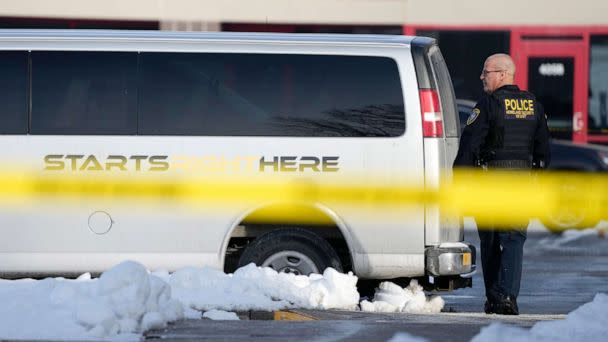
[456,84,551,314]
[453,122,476,167]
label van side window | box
[428,47,459,138]
[0,52,28,134]
[30,51,137,135]
[138,53,405,137]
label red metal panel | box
[406,24,608,34]
[517,40,587,143]
[588,135,608,143]
[403,25,416,36]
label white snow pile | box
[154,263,360,312]
[0,261,184,341]
[471,293,608,342]
[360,279,444,314]
[0,261,361,340]
[0,260,448,340]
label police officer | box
[455,53,551,315]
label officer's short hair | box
[488,53,516,76]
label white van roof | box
[0,29,417,46]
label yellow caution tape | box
[0,169,606,229]
[444,169,608,228]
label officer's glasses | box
[481,69,505,77]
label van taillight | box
[419,89,444,138]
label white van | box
[0,30,474,290]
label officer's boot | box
[484,299,497,314]
[501,296,519,315]
[484,300,492,314]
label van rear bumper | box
[425,242,476,276]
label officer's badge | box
[467,108,480,125]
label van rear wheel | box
[542,181,592,233]
[542,215,586,234]
[237,228,343,275]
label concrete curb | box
[234,310,318,320]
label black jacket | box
[454,85,551,168]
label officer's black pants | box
[478,225,527,302]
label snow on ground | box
[0,261,183,341]
[471,293,608,342]
[387,331,430,342]
[0,260,441,340]
[2,257,608,341]
[387,292,608,342]
[152,263,360,313]
[360,280,444,314]
[538,227,608,248]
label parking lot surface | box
[147,225,608,341]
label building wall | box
[0,0,606,27]
[406,0,608,26]
[0,0,407,25]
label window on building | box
[528,57,574,140]
[417,30,510,102]
[0,17,158,30]
[0,51,28,134]
[30,51,137,135]
[589,35,608,134]
[138,52,405,137]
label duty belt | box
[487,159,531,169]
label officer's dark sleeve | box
[533,102,551,168]
[466,96,491,163]
[453,125,476,167]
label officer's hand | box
[532,160,546,169]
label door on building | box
[514,36,587,143]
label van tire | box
[237,228,343,275]
[541,181,593,233]
[541,217,587,234]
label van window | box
[30,51,137,135]
[417,30,510,102]
[138,53,405,137]
[0,52,28,134]
[428,46,459,138]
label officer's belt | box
[487,159,531,169]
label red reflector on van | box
[419,89,444,138]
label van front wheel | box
[237,228,343,275]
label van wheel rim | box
[261,251,319,275]
[548,210,585,228]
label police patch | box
[467,108,480,125]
